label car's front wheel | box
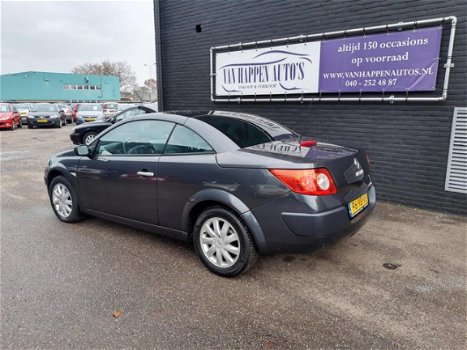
[83,131,97,145]
[193,206,258,277]
[48,176,84,223]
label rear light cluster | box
[270,168,337,195]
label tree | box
[72,60,137,92]
[144,79,157,88]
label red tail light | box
[300,140,317,147]
[269,168,337,195]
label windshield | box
[197,112,298,148]
[0,104,10,112]
[78,104,102,111]
[104,103,118,109]
[13,103,28,109]
[33,104,58,112]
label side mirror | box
[75,145,91,157]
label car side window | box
[164,125,214,154]
[95,120,175,156]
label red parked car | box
[0,103,22,130]
[71,103,80,123]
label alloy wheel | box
[52,183,73,218]
[199,217,240,268]
[84,133,96,145]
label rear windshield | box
[197,112,298,148]
[33,104,58,112]
[78,104,102,111]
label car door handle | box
[137,171,154,177]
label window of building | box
[63,84,102,91]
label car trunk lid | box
[216,140,369,187]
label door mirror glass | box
[75,145,90,156]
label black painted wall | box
[155,0,467,215]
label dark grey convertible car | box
[45,110,375,276]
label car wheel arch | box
[182,189,269,253]
[47,167,76,188]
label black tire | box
[83,131,97,145]
[193,206,258,277]
[48,175,85,223]
[17,119,22,128]
[27,123,33,129]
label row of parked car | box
[0,102,143,131]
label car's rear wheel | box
[193,206,258,277]
[48,176,84,223]
[83,131,97,145]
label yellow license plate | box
[38,119,48,123]
[85,118,95,121]
[348,193,369,218]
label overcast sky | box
[0,0,156,85]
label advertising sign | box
[215,42,321,96]
[319,26,442,92]
[214,26,443,96]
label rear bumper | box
[281,185,375,239]
[250,179,376,254]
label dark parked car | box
[45,111,376,276]
[70,104,157,145]
[27,103,66,128]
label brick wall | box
[155,0,467,215]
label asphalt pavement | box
[1,125,466,349]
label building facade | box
[155,0,466,215]
[0,71,121,102]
